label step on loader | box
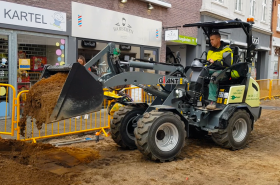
[33,18,261,162]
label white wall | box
[201,0,272,34]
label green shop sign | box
[171,35,197,45]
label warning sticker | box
[218,92,224,98]
[223,93,229,99]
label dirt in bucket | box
[19,73,68,136]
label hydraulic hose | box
[136,84,169,98]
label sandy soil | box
[1,100,280,185]
[19,73,68,135]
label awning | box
[257,46,270,51]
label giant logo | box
[158,76,183,84]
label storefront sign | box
[0,1,66,32]
[252,36,259,45]
[171,35,197,45]
[119,45,131,51]
[165,30,179,41]
[82,40,96,48]
[72,2,162,47]
[19,59,30,70]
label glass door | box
[0,34,9,118]
[141,47,159,74]
[0,34,9,84]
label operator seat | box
[217,63,248,85]
[232,46,240,64]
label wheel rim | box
[155,122,179,152]
[232,118,247,143]
[126,116,138,140]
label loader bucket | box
[40,63,104,123]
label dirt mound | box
[19,73,68,136]
[0,156,72,185]
[0,139,100,165]
[0,139,100,184]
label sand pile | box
[0,138,100,185]
[19,73,68,136]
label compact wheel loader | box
[38,18,261,162]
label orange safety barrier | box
[0,83,17,138]
[16,91,111,142]
[256,79,271,100]
[270,79,280,99]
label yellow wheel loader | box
[27,18,261,162]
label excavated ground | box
[2,99,280,185]
[19,73,68,135]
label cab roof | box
[183,19,252,30]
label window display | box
[0,35,9,84]
[17,34,67,93]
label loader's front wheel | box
[134,110,186,162]
[212,109,251,150]
[111,106,145,149]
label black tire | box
[212,109,252,150]
[134,110,186,162]
[111,106,145,149]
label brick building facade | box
[1,0,201,63]
[270,0,280,79]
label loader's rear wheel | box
[212,109,251,150]
[111,106,145,149]
[134,110,186,162]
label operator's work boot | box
[206,101,216,110]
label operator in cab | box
[206,32,233,110]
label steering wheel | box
[194,58,210,65]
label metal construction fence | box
[0,84,155,142]
[0,80,277,142]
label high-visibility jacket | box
[207,41,233,70]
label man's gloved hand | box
[208,59,215,64]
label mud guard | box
[219,104,262,130]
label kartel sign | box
[0,1,66,32]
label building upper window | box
[277,4,280,30]
[235,0,242,11]
[214,0,224,3]
[250,0,256,17]
[262,0,267,21]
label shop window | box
[0,34,9,117]
[78,41,142,76]
[262,0,267,22]
[17,34,67,92]
[278,5,280,30]
[235,0,242,12]
[0,35,8,84]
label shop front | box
[271,37,280,79]
[165,34,198,67]
[0,1,68,117]
[72,2,162,78]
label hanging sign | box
[165,30,179,41]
